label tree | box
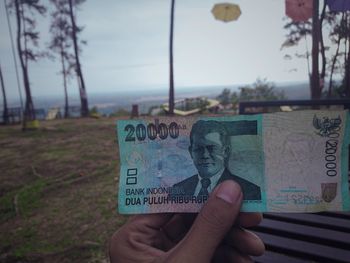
[216,88,231,106]
[239,79,285,101]
[8,0,47,130]
[49,0,76,118]
[281,18,312,78]
[327,12,346,97]
[68,0,89,117]
[0,64,10,124]
[5,0,24,112]
[168,0,175,115]
[310,0,320,99]
[342,13,350,97]
[282,1,350,99]
[217,79,285,111]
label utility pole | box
[168,0,175,115]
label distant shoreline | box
[1,81,311,115]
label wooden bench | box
[252,210,350,262]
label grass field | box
[0,117,128,262]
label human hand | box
[109,180,265,262]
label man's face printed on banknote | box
[190,132,228,178]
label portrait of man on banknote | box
[172,120,261,200]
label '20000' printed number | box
[125,122,179,141]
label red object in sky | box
[285,0,313,22]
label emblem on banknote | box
[313,115,342,137]
[321,183,337,202]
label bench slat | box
[254,232,350,262]
[253,250,311,263]
[317,211,350,220]
[254,218,350,249]
[263,213,350,232]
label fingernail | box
[216,181,241,204]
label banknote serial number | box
[291,194,323,204]
[324,128,340,177]
[276,194,323,205]
[124,122,181,141]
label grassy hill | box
[0,118,127,262]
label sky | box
[0,0,313,101]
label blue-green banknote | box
[116,110,350,214]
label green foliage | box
[13,226,38,257]
[281,20,312,48]
[89,106,101,118]
[239,78,285,101]
[110,108,130,117]
[0,191,16,223]
[217,78,286,108]
[8,0,48,61]
[17,179,47,217]
[0,178,47,223]
[323,82,348,98]
[13,224,72,257]
[216,88,231,105]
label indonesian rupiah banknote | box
[116,110,350,214]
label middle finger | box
[225,227,265,256]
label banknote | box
[116,110,350,214]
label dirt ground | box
[0,117,128,262]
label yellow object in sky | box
[211,3,241,22]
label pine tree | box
[68,0,88,117]
[49,0,76,118]
[8,0,47,130]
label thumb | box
[172,180,242,262]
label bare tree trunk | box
[14,0,36,129]
[0,64,9,124]
[328,13,344,98]
[168,0,175,115]
[344,14,350,97]
[344,14,348,75]
[328,34,342,98]
[60,44,69,118]
[68,0,88,117]
[319,1,326,95]
[20,2,28,69]
[311,0,320,100]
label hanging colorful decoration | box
[211,3,241,23]
[285,0,313,22]
[326,0,350,12]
